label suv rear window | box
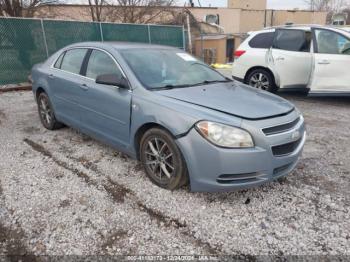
[248,32,274,49]
[273,29,311,52]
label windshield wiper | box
[151,84,191,90]
[152,78,233,90]
[191,78,233,86]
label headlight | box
[195,121,254,148]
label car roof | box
[262,24,341,31]
[64,41,179,51]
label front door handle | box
[318,60,330,65]
[275,57,285,61]
[48,74,55,79]
[80,83,89,90]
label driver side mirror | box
[96,74,129,89]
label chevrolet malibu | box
[31,42,306,192]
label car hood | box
[156,82,294,120]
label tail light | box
[234,50,246,60]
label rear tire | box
[140,128,188,190]
[37,92,63,130]
[246,69,278,93]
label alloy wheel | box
[144,137,175,183]
[38,95,53,127]
[249,73,270,90]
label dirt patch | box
[23,138,96,186]
[58,199,71,208]
[0,222,34,259]
[0,110,6,125]
[0,85,31,93]
[136,202,187,229]
[103,177,134,203]
[23,138,52,158]
[77,156,99,173]
[22,126,41,134]
[101,229,128,251]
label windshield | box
[120,49,229,90]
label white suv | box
[232,25,350,95]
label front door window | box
[314,29,350,55]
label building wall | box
[270,10,328,26]
[239,10,267,33]
[190,8,241,34]
[33,5,92,21]
[194,38,227,64]
[228,0,267,10]
[190,8,328,35]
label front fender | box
[128,90,243,156]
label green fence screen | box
[43,20,102,55]
[0,17,184,85]
[101,23,149,42]
[0,18,47,85]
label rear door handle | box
[275,57,285,61]
[48,74,55,79]
[318,60,330,65]
[80,83,89,90]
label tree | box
[0,0,56,17]
[88,0,105,21]
[304,0,350,12]
[108,0,177,24]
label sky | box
[180,0,309,10]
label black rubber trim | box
[272,138,302,157]
[80,49,92,76]
[263,117,300,136]
[233,76,244,83]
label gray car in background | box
[31,42,306,192]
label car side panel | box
[232,48,269,81]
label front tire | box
[246,69,278,93]
[37,92,63,130]
[140,128,188,190]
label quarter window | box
[54,52,65,69]
[315,29,350,55]
[60,49,87,75]
[273,29,311,52]
[249,32,274,49]
[86,50,122,80]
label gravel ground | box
[0,90,349,257]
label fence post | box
[147,24,152,44]
[99,22,104,42]
[40,19,49,58]
[182,25,186,50]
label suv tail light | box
[234,50,246,60]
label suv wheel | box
[246,69,278,93]
[140,128,188,190]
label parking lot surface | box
[0,91,349,256]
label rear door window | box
[249,32,274,49]
[273,29,311,52]
[60,49,87,75]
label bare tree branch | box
[88,0,106,21]
[0,0,58,17]
[106,0,177,24]
[304,0,350,12]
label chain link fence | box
[0,17,185,85]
